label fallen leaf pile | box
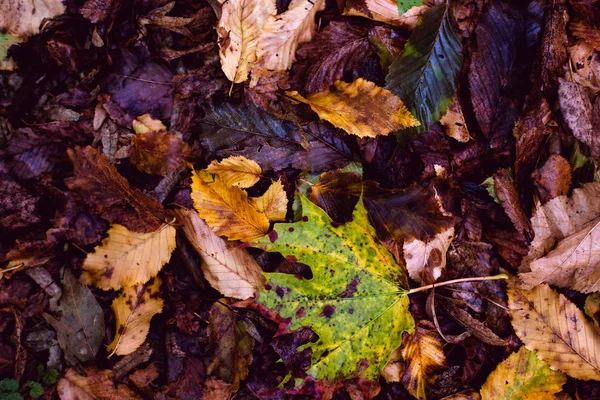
[3,0,600,399]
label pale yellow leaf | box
[175,209,264,299]
[217,0,275,83]
[107,278,164,356]
[383,320,447,400]
[205,156,262,188]
[440,97,470,142]
[191,170,269,242]
[251,0,325,76]
[82,224,176,290]
[404,227,454,285]
[519,182,600,293]
[132,114,167,133]
[480,347,566,400]
[343,0,428,30]
[0,0,65,36]
[250,179,287,222]
[508,280,600,380]
[286,78,420,138]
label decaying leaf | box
[44,270,105,365]
[251,0,325,80]
[107,278,164,357]
[0,0,65,36]
[250,179,287,222]
[508,280,600,380]
[519,182,600,293]
[217,0,275,83]
[404,227,454,285]
[287,78,419,138]
[386,3,462,132]
[585,293,600,333]
[130,114,190,176]
[383,320,447,400]
[0,33,21,71]
[480,347,566,400]
[308,170,362,223]
[570,3,600,51]
[206,300,255,390]
[82,223,176,290]
[65,146,166,233]
[57,367,140,400]
[190,170,270,242]
[250,194,414,381]
[205,156,262,188]
[176,209,264,299]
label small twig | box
[407,274,508,295]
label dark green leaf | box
[396,0,424,15]
[0,379,18,393]
[385,3,463,133]
[0,393,23,400]
[27,382,43,399]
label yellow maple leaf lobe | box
[190,170,270,242]
[286,78,420,137]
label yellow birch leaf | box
[252,0,325,76]
[107,278,164,357]
[132,114,167,133]
[175,209,264,299]
[191,170,269,242]
[508,279,600,380]
[286,78,420,138]
[205,156,262,188]
[217,0,275,83]
[82,224,176,290]
[383,320,447,400]
[480,347,566,400]
[250,179,287,222]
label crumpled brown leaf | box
[65,146,166,233]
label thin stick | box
[407,274,508,295]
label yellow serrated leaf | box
[481,347,566,400]
[251,179,287,222]
[383,320,447,400]
[508,279,600,381]
[107,278,164,357]
[217,0,275,83]
[191,170,269,242]
[205,156,262,188]
[286,78,420,138]
[82,224,176,290]
[252,0,325,75]
[175,209,264,299]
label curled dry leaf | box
[107,278,164,357]
[383,320,447,400]
[217,0,275,83]
[175,209,264,299]
[82,223,176,290]
[520,182,600,293]
[480,347,566,400]
[404,227,454,285]
[251,0,325,81]
[286,78,419,138]
[190,170,269,242]
[130,115,190,176]
[205,156,262,188]
[207,300,255,390]
[65,146,165,233]
[250,194,414,381]
[43,270,105,365]
[0,0,65,36]
[507,280,600,380]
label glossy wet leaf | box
[250,194,414,381]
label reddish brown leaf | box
[308,170,362,223]
[131,130,190,176]
[65,146,165,233]
[531,154,572,204]
[493,169,533,242]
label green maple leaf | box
[250,194,415,381]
